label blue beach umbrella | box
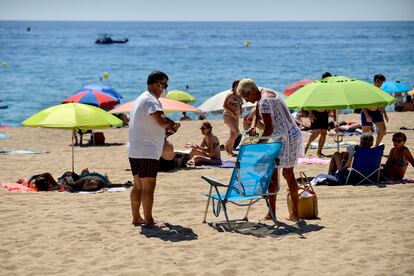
[381,81,411,94]
[76,83,123,100]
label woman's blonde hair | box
[237,78,258,97]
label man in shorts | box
[361,74,388,146]
[128,71,180,228]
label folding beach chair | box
[202,136,283,229]
[344,144,384,185]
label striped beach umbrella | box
[63,90,119,108]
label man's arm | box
[151,111,180,132]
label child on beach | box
[383,132,414,180]
[188,121,222,166]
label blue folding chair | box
[202,136,283,229]
[344,144,385,185]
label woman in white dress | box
[237,79,304,222]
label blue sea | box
[0,21,413,126]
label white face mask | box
[161,88,168,98]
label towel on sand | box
[309,141,357,150]
[0,133,9,139]
[298,157,330,165]
[0,149,49,155]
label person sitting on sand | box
[188,121,222,166]
[328,133,374,174]
[402,95,414,112]
[158,137,176,172]
[383,132,414,180]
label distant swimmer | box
[244,40,251,47]
[27,27,31,32]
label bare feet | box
[288,214,300,222]
[132,218,145,227]
[263,213,274,220]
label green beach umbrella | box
[22,103,123,171]
[166,90,196,103]
[285,76,396,110]
[285,76,396,151]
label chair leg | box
[203,186,213,223]
[265,197,278,226]
[222,203,232,230]
[243,199,253,221]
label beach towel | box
[1,182,38,192]
[206,160,236,168]
[0,133,9,139]
[309,141,357,150]
[0,149,49,155]
[298,157,330,165]
[379,178,414,185]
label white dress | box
[258,95,304,168]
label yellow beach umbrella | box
[166,90,196,103]
[22,103,122,171]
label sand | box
[0,113,413,275]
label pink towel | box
[298,157,330,165]
[1,182,38,192]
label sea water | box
[0,21,413,126]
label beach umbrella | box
[62,90,119,108]
[110,98,199,114]
[22,103,123,172]
[380,81,411,94]
[285,76,396,151]
[77,83,123,100]
[283,79,313,96]
[198,88,285,114]
[166,90,196,103]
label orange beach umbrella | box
[110,98,199,114]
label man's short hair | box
[147,71,169,85]
[360,133,374,143]
[374,74,386,83]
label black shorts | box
[129,158,159,178]
[310,111,329,130]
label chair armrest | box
[201,176,228,187]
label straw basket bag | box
[287,172,318,219]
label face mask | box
[161,88,168,98]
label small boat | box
[95,34,128,44]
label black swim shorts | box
[129,158,159,178]
[310,111,329,130]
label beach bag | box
[287,172,319,219]
[91,132,105,145]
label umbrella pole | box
[336,110,340,152]
[72,130,75,172]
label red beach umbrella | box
[284,79,314,96]
[62,90,119,108]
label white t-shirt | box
[127,91,165,159]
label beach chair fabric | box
[344,144,385,185]
[202,137,283,229]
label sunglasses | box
[200,127,208,130]
[158,82,168,89]
[392,138,403,143]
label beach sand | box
[1,113,413,275]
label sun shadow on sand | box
[139,223,198,242]
[208,220,324,239]
[77,142,125,147]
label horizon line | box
[1,19,413,23]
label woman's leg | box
[283,167,299,222]
[224,116,240,155]
[193,156,222,166]
[305,129,321,154]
